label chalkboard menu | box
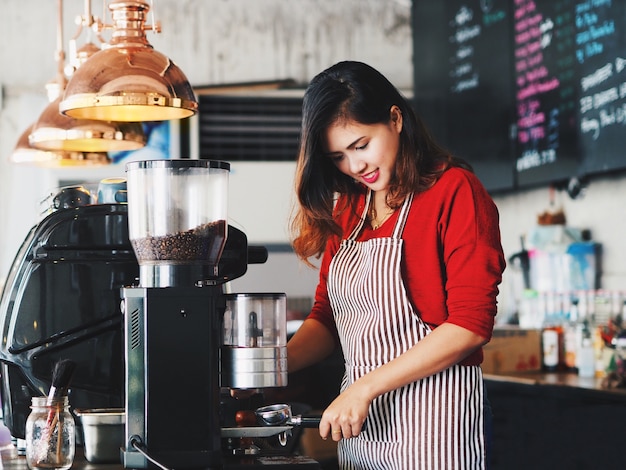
[413,0,626,192]
[513,0,581,186]
[576,1,626,175]
[413,0,516,192]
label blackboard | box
[413,0,516,192]
[513,0,581,186]
[413,0,626,192]
[575,0,626,175]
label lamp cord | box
[150,0,157,33]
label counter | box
[1,447,322,470]
[3,371,620,470]
[485,371,626,470]
[485,370,626,396]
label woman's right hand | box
[319,381,371,441]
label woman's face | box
[323,106,403,193]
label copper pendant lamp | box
[11,125,110,167]
[29,95,146,152]
[59,0,198,122]
[11,0,146,165]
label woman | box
[287,61,505,469]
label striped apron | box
[327,190,485,470]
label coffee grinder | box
[121,159,280,469]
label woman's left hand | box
[319,383,371,441]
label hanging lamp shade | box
[26,0,147,157]
[11,124,110,167]
[29,96,146,152]
[59,0,198,122]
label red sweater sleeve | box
[400,168,506,365]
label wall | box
[0,0,412,296]
[494,172,626,322]
[1,0,625,316]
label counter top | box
[1,448,322,470]
[484,370,626,401]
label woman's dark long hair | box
[291,61,471,263]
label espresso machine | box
[121,160,304,469]
[0,184,138,442]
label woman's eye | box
[355,143,368,151]
[330,154,344,162]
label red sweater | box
[308,167,506,366]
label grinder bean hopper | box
[121,160,273,469]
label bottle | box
[563,295,579,372]
[592,323,607,378]
[25,396,75,470]
[542,326,562,371]
[578,319,595,378]
[614,329,626,378]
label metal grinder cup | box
[221,293,288,390]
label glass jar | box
[25,396,75,470]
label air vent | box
[198,93,304,161]
[130,307,141,351]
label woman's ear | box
[390,105,403,133]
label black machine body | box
[0,201,265,444]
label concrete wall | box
[0,0,412,297]
[1,0,625,320]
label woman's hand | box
[319,381,372,441]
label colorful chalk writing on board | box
[513,0,580,186]
[576,0,626,174]
[412,0,626,192]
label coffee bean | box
[132,219,226,262]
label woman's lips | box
[361,170,379,184]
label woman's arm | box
[288,227,341,373]
[358,323,486,394]
[287,318,337,373]
[319,323,487,440]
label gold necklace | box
[369,205,394,230]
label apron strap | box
[391,192,414,239]
[347,189,372,240]
[349,190,414,241]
